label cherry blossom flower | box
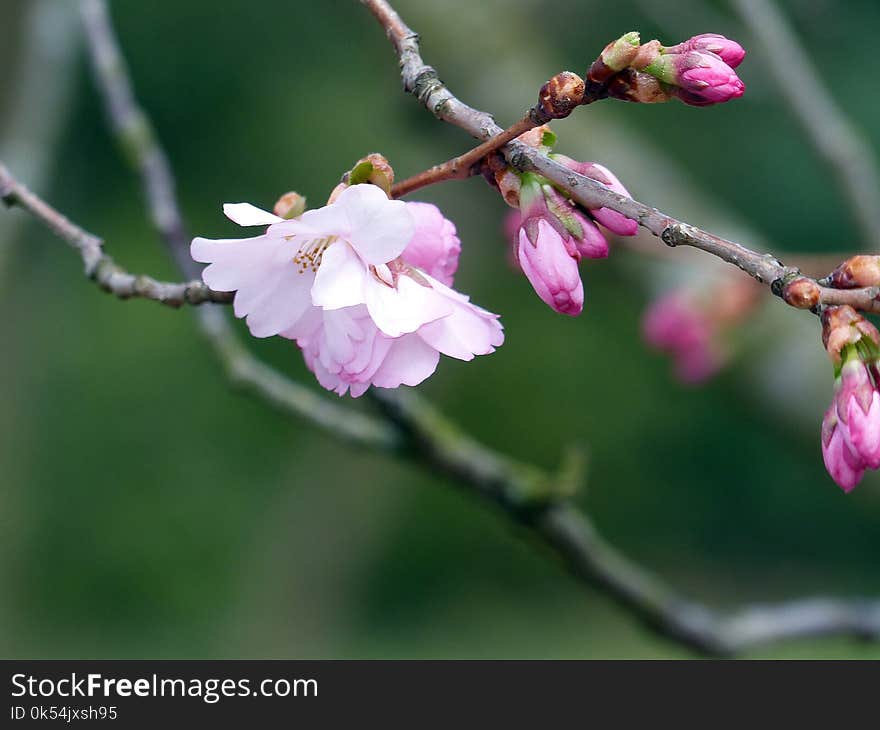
[192,184,502,397]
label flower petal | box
[335,184,415,264]
[417,277,504,360]
[372,333,441,388]
[223,202,284,227]
[401,201,461,286]
[191,232,313,337]
[364,275,452,338]
[310,243,368,310]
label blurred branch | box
[362,0,880,655]
[0,0,80,269]
[77,0,398,449]
[733,0,880,249]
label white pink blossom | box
[192,184,502,397]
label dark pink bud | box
[675,51,745,105]
[666,34,746,69]
[642,50,744,106]
[836,353,880,469]
[822,403,866,492]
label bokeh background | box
[2,0,880,659]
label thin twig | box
[733,0,880,249]
[0,163,231,307]
[392,115,534,198]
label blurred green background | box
[2,0,880,659]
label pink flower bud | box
[542,184,609,259]
[642,50,744,106]
[571,209,609,259]
[674,51,745,106]
[516,221,584,316]
[582,163,639,236]
[835,354,880,469]
[553,156,639,236]
[666,34,746,69]
[822,404,866,493]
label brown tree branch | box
[367,0,879,316]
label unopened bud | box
[600,31,641,72]
[782,276,820,309]
[631,40,662,70]
[495,168,522,209]
[606,69,672,104]
[517,124,556,150]
[641,50,744,106]
[822,305,880,365]
[537,72,585,120]
[345,153,395,196]
[665,34,746,69]
[828,256,880,289]
[273,191,306,219]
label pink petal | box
[417,277,504,360]
[823,425,866,493]
[401,202,461,286]
[371,333,441,388]
[848,392,880,469]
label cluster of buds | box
[498,128,638,315]
[820,306,880,492]
[642,275,760,384]
[588,31,745,107]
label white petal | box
[191,235,282,291]
[310,243,368,310]
[334,185,415,264]
[365,275,452,338]
[223,202,284,226]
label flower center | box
[292,235,338,274]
